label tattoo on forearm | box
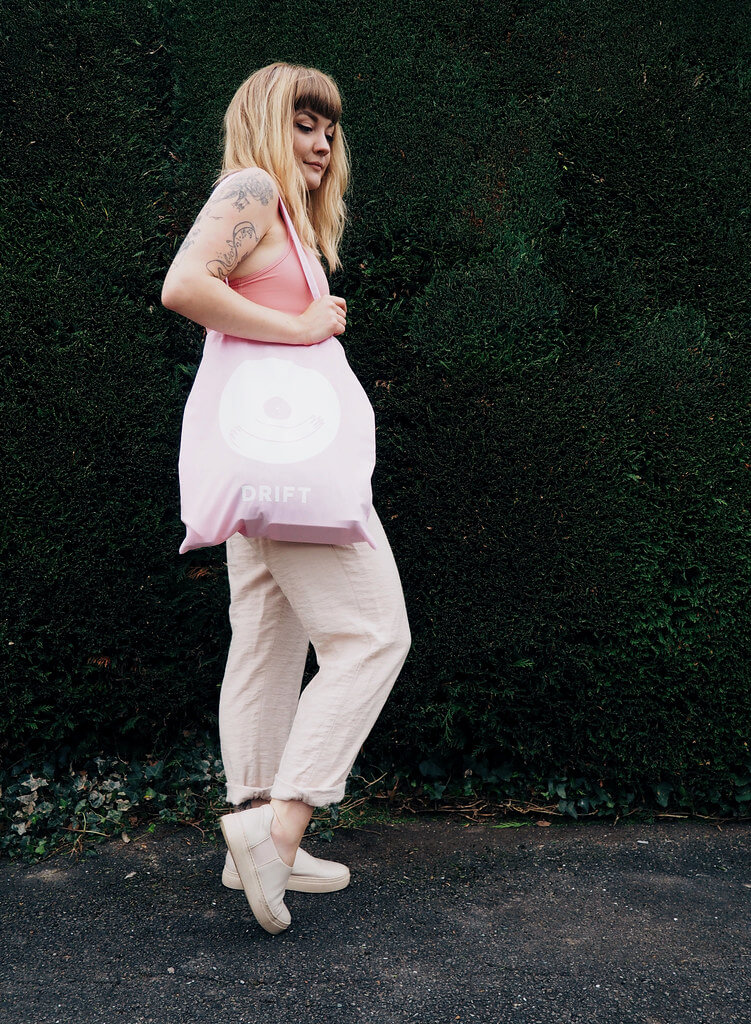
[206,221,258,278]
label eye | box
[326,135,335,145]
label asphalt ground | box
[1,816,749,1023]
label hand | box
[295,295,347,345]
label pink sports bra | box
[223,187,329,317]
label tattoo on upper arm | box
[174,225,198,260]
[218,172,274,212]
[206,221,258,278]
[173,212,220,262]
[171,169,273,269]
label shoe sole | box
[222,864,350,893]
[220,812,290,934]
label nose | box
[314,130,330,155]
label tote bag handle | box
[276,194,323,304]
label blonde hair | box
[213,62,350,273]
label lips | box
[306,162,324,171]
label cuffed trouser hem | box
[269,776,346,809]
[226,784,272,806]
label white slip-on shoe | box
[222,845,350,893]
[219,804,293,934]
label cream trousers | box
[218,508,411,808]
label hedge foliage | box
[2,0,750,793]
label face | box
[293,107,337,190]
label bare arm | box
[161,168,345,345]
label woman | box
[161,62,411,935]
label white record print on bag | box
[218,357,342,464]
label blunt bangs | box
[294,73,342,124]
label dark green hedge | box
[2,0,750,790]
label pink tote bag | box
[177,189,376,553]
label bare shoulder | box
[166,167,280,282]
[209,166,279,213]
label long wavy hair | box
[213,62,350,273]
